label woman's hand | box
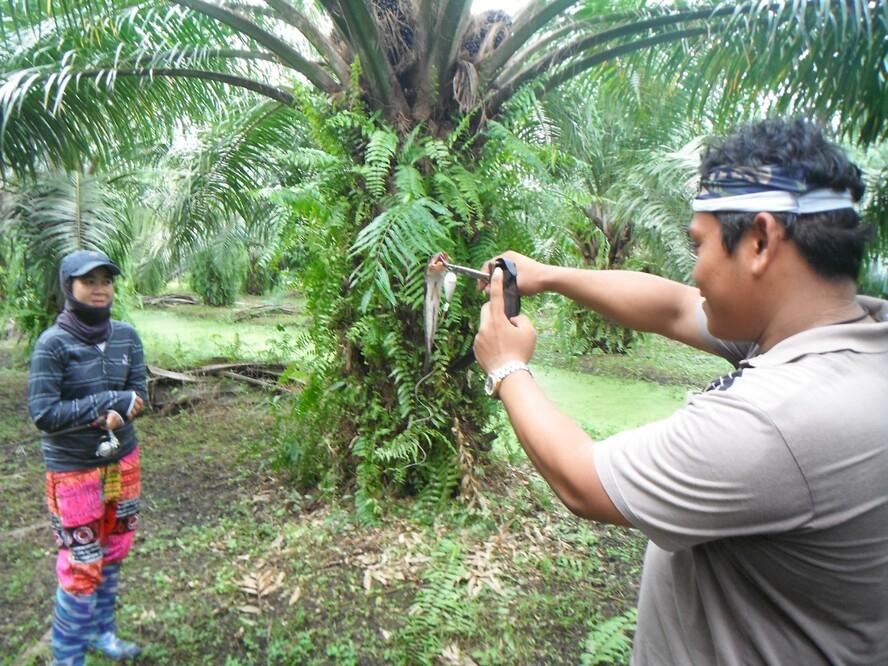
[103,410,124,430]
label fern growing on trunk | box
[272,97,537,520]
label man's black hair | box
[699,118,870,281]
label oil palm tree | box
[510,74,702,353]
[2,0,885,510]
[1,0,885,172]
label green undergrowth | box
[2,377,644,664]
[1,329,646,664]
[0,300,733,664]
[534,366,688,438]
[531,301,733,389]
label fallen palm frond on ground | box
[147,361,301,414]
[142,294,199,306]
[232,303,299,321]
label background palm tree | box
[0,169,135,342]
[516,75,702,352]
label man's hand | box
[128,394,145,420]
[474,267,537,374]
[103,410,124,430]
[481,251,549,296]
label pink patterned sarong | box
[45,448,141,595]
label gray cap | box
[60,249,122,280]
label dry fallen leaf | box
[137,609,156,624]
[439,642,479,665]
[238,568,285,598]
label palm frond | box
[262,0,350,81]
[1,169,129,320]
[682,0,887,144]
[333,0,400,110]
[478,0,581,81]
[0,68,248,175]
[0,0,305,173]
[862,164,888,259]
[487,1,888,144]
[162,99,307,258]
[428,0,472,107]
[5,170,123,255]
[613,138,700,282]
[172,0,340,91]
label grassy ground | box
[0,301,730,665]
[130,297,310,368]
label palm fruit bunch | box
[371,0,416,72]
[461,9,512,60]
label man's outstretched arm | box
[487,252,709,352]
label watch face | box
[484,374,495,395]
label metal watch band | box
[487,361,532,398]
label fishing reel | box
[96,429,121,458]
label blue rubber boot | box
[88,563,142,660]
[51,586,96,666]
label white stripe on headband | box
[692,188,855,214]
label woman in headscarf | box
[28,249,147,665]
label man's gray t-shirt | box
[594,297,888,665]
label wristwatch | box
[484,361,532,398]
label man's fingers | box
[509,314,532,329]
[488,267,504,317]
[478,258,494,292]
[428,251,448,274]
[479,301,491,330]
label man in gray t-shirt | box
[472,118,888,665]
[597,297,887,664]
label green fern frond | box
[412,451,460,521]
[349,197,451,310]
[362,128,398,198]
[419,137,452,166]
[355,458,383,525]
[580,609,638,666]
[393,539,473,665]
[394,164,426,200]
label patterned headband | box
[693,165,854,214]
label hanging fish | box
[424,253,494,368]
[442,271,457,311]
[424,253,449,366]
[423,253,522,372]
